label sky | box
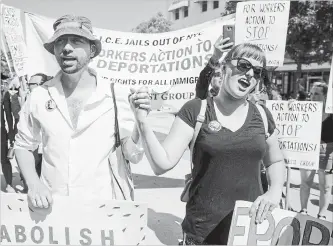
[2,0,170,32]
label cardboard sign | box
[1,4,28,76]
[235,1,290,66]
[266,100,323,170]
[325,57,333,114]
[228,200,333,245]
[0,194,148,245]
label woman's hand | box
[211,35,234,63]
[249,190,281,224]
[128,86,151,123]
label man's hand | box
[211,35,234,62]
[129,86,151,123]
[28,180,53,209]
[249,190,281,224]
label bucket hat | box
[43,15,101,58]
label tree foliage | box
[1,50,12,77]
[132,12,172,33]
[221,0,243,16]
[286,1,333,65]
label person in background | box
[299,82,332,220]
[133,39,285,244]
[1,74,16,193]
[297,90,307,101]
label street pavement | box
[1,144,332,245]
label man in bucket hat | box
[14,15,150,208]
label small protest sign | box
[0,194,148,245]
[325,57,333,113]
[228,200,333,246]
[266,100,323,170]
[235,1,290,66]
[1,4,28,76]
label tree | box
[1,49,13,77]
[132,12,172,33]
[286,1,333,96]
[221,0,243,16]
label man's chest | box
[66,97,85,128]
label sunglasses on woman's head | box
[228,58,265,79]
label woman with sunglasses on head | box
[130,39,285,245]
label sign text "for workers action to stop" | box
[235,1,290,67]
[266,100,323,170]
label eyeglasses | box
[228,58,266,79]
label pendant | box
[45,99,56,111]
[208,120,222,132]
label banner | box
[1,4,28,76]
[235,1,290,66]
[0,194,147,245]
[266,100,323,170]
[24,11,235,134]
[325,57,333,113]
[228,200,333,246]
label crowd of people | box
[0,13,332,246]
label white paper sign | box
[1,4,28,76]
[266,100,323,170]
[228,201,333,245]
[0,194,148,245]
[325,57,333,113]
[235,1,290,67]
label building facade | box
[167,0,227,30]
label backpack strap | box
[189,99,207,169]
[255,103,269,139]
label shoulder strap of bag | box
[111,83,121,148]
[189,99,207,169]
[255,103,269,138]
[109,82,128,200]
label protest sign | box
[235,1,290,66]
[23,10,235,134]
[1,4,28,76]
[0,194,147,245]
[266,100,323,170]
[325,57,333,113]
[228,200,333,246]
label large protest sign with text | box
[325,57,333,114]
[0,194,147,245]
[24,11,235,134]
[1,4,28,76]
[228,201,332,245]
[24,12,235,112]
[235,1,290,66]
[266,100,323,170]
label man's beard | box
[60,58,89,74]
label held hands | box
[249,190,281,224]
[211,35,234,62]
[128,86,151,123]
